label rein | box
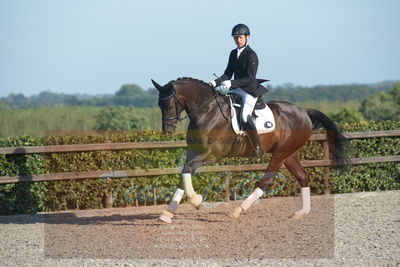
[160,86,231,128]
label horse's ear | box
[151,79,164,92]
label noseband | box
[159,89,182,129]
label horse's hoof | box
[290,210,309,220]
[229,207,243,219]
[158,214,172,223]
[189,194,203,209]
[161,210,174,218]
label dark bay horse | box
[152,77,348,220]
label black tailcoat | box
[216,45,268,97]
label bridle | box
[159,86,229,130]
[159,89,182,129]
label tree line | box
[0,84,159,109]
[1,80,397,109]
[0,81,398,131]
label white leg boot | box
[159,188,185,223]
[230,187,264,218]
[291,187,311,219]
[182,173,202,208]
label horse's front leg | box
[158,150,212,223]
[181,149,212,209]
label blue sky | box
[0,0,399,97]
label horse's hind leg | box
[256,156,286,191]
[230,155,286,218]
[284,153,311,219]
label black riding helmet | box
[231,24,250,36]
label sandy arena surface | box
[0,190,399,266]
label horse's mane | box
[170,77,212,89]
[169,77,226,97]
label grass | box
[0,106,102,138]
[0,101,359,138]
[294,100,361,115]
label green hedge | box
[332,121,400,193]
[0,122,399,215]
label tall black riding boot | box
[243,116,264,159]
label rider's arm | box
[215,50,236,87]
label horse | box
[152,77,349,222]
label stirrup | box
[249,146,264,162]
[255,146,264,158]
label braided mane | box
[170,77,213,88]
[168,76,227,97]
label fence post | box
[322,140,331,195]
[223,175,230,202]
[154,187,157,206]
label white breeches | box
[231,88,258,123]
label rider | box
[210,23,268,159]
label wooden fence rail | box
[1,130,399,155]
[0,130,399,188]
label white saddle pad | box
[230,98,276,135]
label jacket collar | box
[236,45,249,60]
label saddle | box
[228,93,275,134]
[229,93,266,110]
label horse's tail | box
[306,109,350,169]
